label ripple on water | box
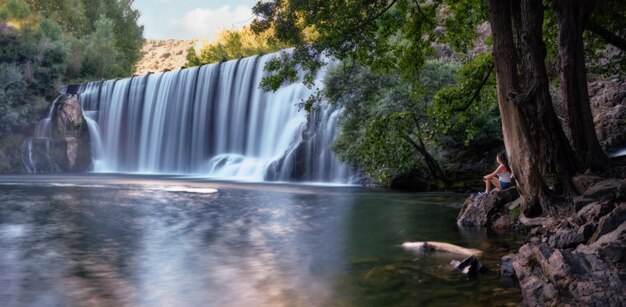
[0,224,27,239]
[148,186,218,194]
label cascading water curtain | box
[76,52,354,183]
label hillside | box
[134,39,197,75]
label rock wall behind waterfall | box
[22,94,92,173]
[76,52,354,183]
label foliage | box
[508,205,521,221]
[584,0,626,76]
[327,60,499,185]
[429,53,500,146]
[186,26,289,66]
[0,0,30,22]
[251,1,489,92]
[0,63,31,132]
[0,0,144,137]
[251,0,626,191]
[2,0,144,80]
[78,16,124,79]
[0,23,65,134]
[250,1,506,185]
[251,0,624,91]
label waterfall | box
[76,53,354,183]
[21,95,65,173]
[611,147,626,158]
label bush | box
[0,63,30,133]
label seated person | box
[482,151,511,194]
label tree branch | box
[405,113,451,184]
[452,63,494,112]
[586,22,626,52]
[414,0,437,26]
[348,0,399,35]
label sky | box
[133,0,259,40]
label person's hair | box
[497,151,510,171]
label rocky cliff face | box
[134,39,197,75]
[589,75,626,154]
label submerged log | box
[401,241,483,257]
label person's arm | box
[484,165,506,180]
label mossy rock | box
[363,265,409,290]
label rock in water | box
[457,188,519,227]
[451,255,485,275]
[500,254,515,277]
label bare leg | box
[483,178,491,193]
[489,177,500,192]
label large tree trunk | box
[487,0,576,216]
[552,0,610,172]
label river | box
[0,174,521,306]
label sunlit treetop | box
[251,0,490,93]
[251,0,625,98]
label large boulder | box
[545,222,596,249]
[572,174,603,195]
[583,179,626,201]
[512,241,625,307]
[49,95,91,172]
[457,188,519,227]
[575,201,615,225]
[591,203,626,241]
[508,194,626,306]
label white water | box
[611,147,626,157]
[76,53,353,183]
[21,95,65,173]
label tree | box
[1,0,31,22]
[0,17,67,135]
[251,0,625,215]
[21,0,144,78]
[103,0,144,74]
[0,0,144,134]
[185,26,289,66]
[327,61,458,186]
[486,0,577,215]
[0,63,31,133]
[79,16,123,79]
[551,0,609,173]
[186,46,202,67]
[430,53,499,147]
[23,0,86,35]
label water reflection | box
[0,175,520,306]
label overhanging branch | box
[587,22,626,52]
[452,63,494,112]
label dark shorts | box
[500,181,511,190]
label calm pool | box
[0,174,521,306]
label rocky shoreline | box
[458,176,626,306]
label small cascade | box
[77,82,106,170]
[21,95,65,173]
[610,147,626,158]
[66,52,355,183]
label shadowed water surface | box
[0,175,521,306]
